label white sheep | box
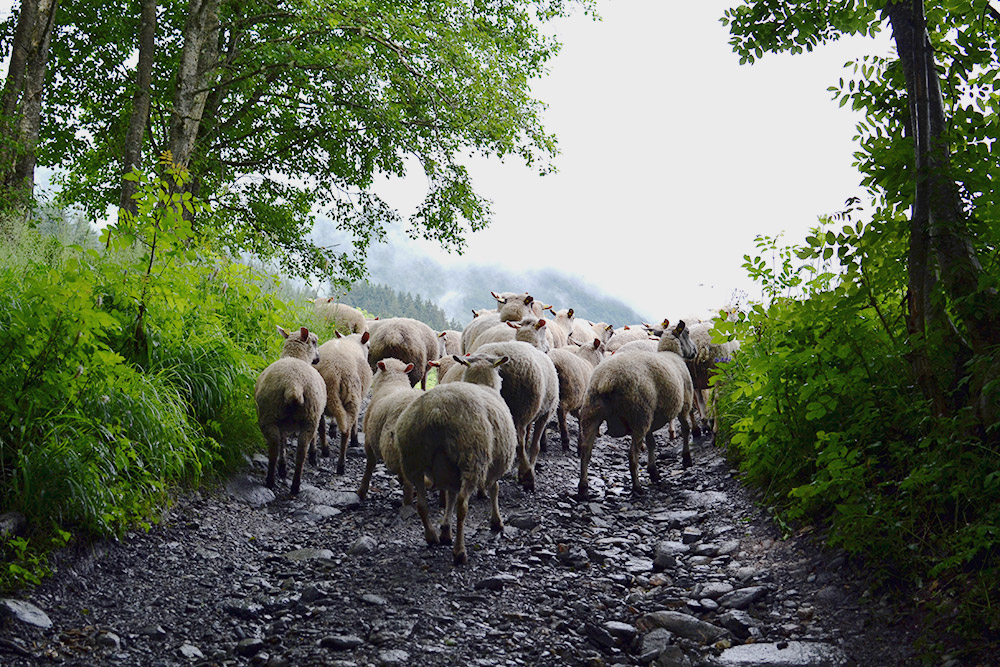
[316,330,373,475]
[437,329,462,358]
[395,353,517,565]
[367,317,439,389]
[476,335,559,491]
[685,321,741,435]
[467,316,551,354]
[605,325,654,353]
[548,338,605,453]
[577,321,698,497]
[313,299,368,335]
[254,326,328,495]
[461,292,535,353]
[357,357,421,503]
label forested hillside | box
[337,282,462,330]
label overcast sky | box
[379,2,894,321]
[2,1,894,322]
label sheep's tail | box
[284,383,306,407]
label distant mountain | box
[316,224,645,328]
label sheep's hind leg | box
[646,431,660,485]
[576,413,601,499]
[290,425,314,495]
[558,407,571,452]
[629,432,645,495]
[414,484,440,546]
[439,490,456,545]
[489,481,503,533]
[336,427,349,475]
[680,414,692,469]
[515,424,535,491]
[262,424,284,489]
[453,479,476,565]
[357,444,377,499]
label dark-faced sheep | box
[577,321,698,497]
[395,353,517,565]
[254,326,327,495]
[316,331,373,474]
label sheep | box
[395,353,517,565]
[461,292,536,353]
[314,299,368,335]
[428,354,466,385]
[590,322,614,344]
[316,330,374,475]
[475,337,559,491]
[437,329,462,357]
[577,321,698,497]
[642,318,671,338]
[606,325,654,353]
[357,357,421,503]
[612,338,659,355]
[467,316,551,354]
[367,317,439,389]
[548,338,605,453]
[547,307,600,346]
[685,321,741,434]
[254,326,328,495]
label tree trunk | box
[168,0,220,169]
[118,0,157,220]
[0,0,60,208]
[885,0,1000,425]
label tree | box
[2,0,590,282]
[723,0,1000,429]
[0,0,60,211]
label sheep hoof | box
[424,530,440,546]
[308,451,317,466]
[453,550,468,566]
[682,455,692,469]
[490,520,503,533]
[630,484,646,497]
[290,483,301,496]
[321,447,331,458]
[336,462,345,475]
[692,425,702,438]
[576,485,589,500]
[439,526,453,545]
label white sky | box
[380,1,894,320]
[2,0,894,321]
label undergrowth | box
[715,223,1000,655]
[0,159,338,592]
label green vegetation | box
[716,2,1000,655]
[0,160,337,591]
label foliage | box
[0,164,324,592]
[1,0,593,285]
[717,220,1000,648]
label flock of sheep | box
[253,293,739,565]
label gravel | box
[0,420,918,665]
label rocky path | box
[1,427,919,666]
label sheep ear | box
[675,320,686,334]
[335,330,343,339]
[662,319,670,328]
[524,295,533,305]
[361,331,370,344]
[493,355,510,368]
[377,360,387,371]
[277,325,290,339]
[404,363,415,373]
[536,319,546,329]
[299,327,309,341]
[567,308,574,318]
[592,338,601,350]
[428,360,440,368]
[454,354,470,367]
[507,321,520,329]
[605,324,613,332]
[438,331,447,338]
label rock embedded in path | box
[0,512,26,538]
[719,586,769,610]
[225,475,276,507]
[638,610,728,644]
[0,599,52,629]
[654,541,689,570]
[177,643,204,659]
[474,574,519,591]
[296,486,361,509]
[715,641,849,666]
[347,535,377,555]
[320,634,365,650]
[283,547,335,562]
